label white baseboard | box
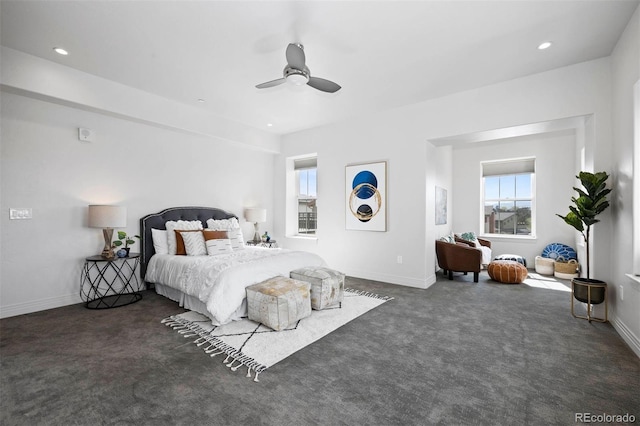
[344,268,434,289]
[0,293,82,319]
[611,315,640,359]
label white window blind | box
[294,157,317,170]
[482,158,535,176]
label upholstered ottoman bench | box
[487,260,528,284]
[246,276,311,331]
[290,267,345,310]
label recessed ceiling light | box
[267,123,273,127]
[538,41,552,50]
[53,47,68,55]
[197,98,205,103]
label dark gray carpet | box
[1,272,638,425]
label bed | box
[140,206,326,325]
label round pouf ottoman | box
[488,260,528,284]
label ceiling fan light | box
[286,73,308,86]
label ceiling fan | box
[255,43,341,93]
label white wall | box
[275,122,431,289]
[276,57,612,291]
[432,145,453,266]
[451,131,577,267]
[0,93,276,317]
[610,6,640,357]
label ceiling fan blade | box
[286,43,306,69]
[256,78,286,89]
[307,76,341,93]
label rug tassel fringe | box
[344,288,395,301]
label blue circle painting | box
[352,171,378,199]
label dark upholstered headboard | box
[139,206,238,281]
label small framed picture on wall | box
[435,186,447,225]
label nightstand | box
[80,253,142,309]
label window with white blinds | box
[294,156,317,235]
[481,157,536,237]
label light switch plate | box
[10,208,32,219]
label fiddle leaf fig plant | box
[556,171,610,279]
[113,231,140,249]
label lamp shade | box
[88,205,126,228]
[244,208,266,223]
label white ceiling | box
[1,0,637,135]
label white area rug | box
[162,288,392,382]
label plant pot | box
[572,278,607,305]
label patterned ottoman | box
[493,254,527,267]
[290,267,345,310]
[246,277,311,331]
[487,260,528,284]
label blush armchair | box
[435,240,486,283]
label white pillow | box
[180,231,207,256]
[165,220,203,255]
[151,229,169,255]
[206,217,240,230]
[226,227,245,250]
[206,238,233,256]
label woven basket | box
[554,259,579,274]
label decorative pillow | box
[151,229,169,255]
[206,217,240,230]
[439,234,454,243]
[460,231,481,247]
[202,230,229,241]
[175,230,203,255]
[226,227,245,250]
[165,220,203,255]
[180,231,207,256]
[206,238,233,256]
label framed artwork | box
[435,186,447,225]
[345,161,387,231]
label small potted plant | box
[113,231,140,258]
[556,171,611,306]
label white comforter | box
[144,247,326,324]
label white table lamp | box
[244,208,266,242]
[88,205,126,258]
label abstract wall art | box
[435,186,447,225]
[345,161,387,231]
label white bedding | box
[144,247,326,325]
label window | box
[482,158,535,237]
[295,157,317,235]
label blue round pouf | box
[541,243,577,261]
